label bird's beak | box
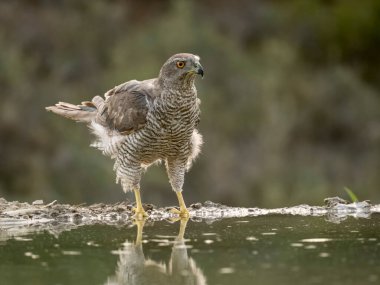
[195,63,204,78]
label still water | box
[0,215,379,285]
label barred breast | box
[118,87,200,166]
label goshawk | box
[46,53,204,218]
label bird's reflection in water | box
[105,218,207,285]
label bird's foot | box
[168,214,190,224]
[170,207,190,218]
[132,217,146,245]
[132,207,148,220]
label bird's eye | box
[176,61,185,69]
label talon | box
[132,188,148,219]
[168,215,189,227]
[169,207,190,218]
[169,207,181,214]
[132,207,148,219]
[172,191,190,218]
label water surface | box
[1,215,379,285]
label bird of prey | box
[46,53,204,218]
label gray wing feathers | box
[98,91,149,134]
[91,95,105,109]
[104,80,140,98]
[46,79,157,134]
[97,79,157,134]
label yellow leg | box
[177,217,189,240]
[133,217,146,245]
[132,188,148,219]
[170,191,190,218]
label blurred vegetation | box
[0,0,379,207]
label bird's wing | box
[97,79,157,134]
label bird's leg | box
[177,216,189,240]
[132,217,146,245]
[132,188,148,219]
[177,191,190,217]
[170,191,190,218]
[165,160,189,218]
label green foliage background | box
[0,0,379,207]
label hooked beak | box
[195,63,204,78]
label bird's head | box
[158,53,204,89]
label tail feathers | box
[46,101,98,123]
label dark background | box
[0,0,379,207]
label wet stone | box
[190,203,202,209]
[72,213,82,220]
[116,207,125,213]
[324,197,349,207]
[203,201,223,208]
[143,204,154,211]
[0,197,379,229]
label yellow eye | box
[176,61,185,69]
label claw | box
[170,191,190,218]
[132,188,148,219]
[169,207,190,218]
[168,214,189,225]
[132,207,148,220]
